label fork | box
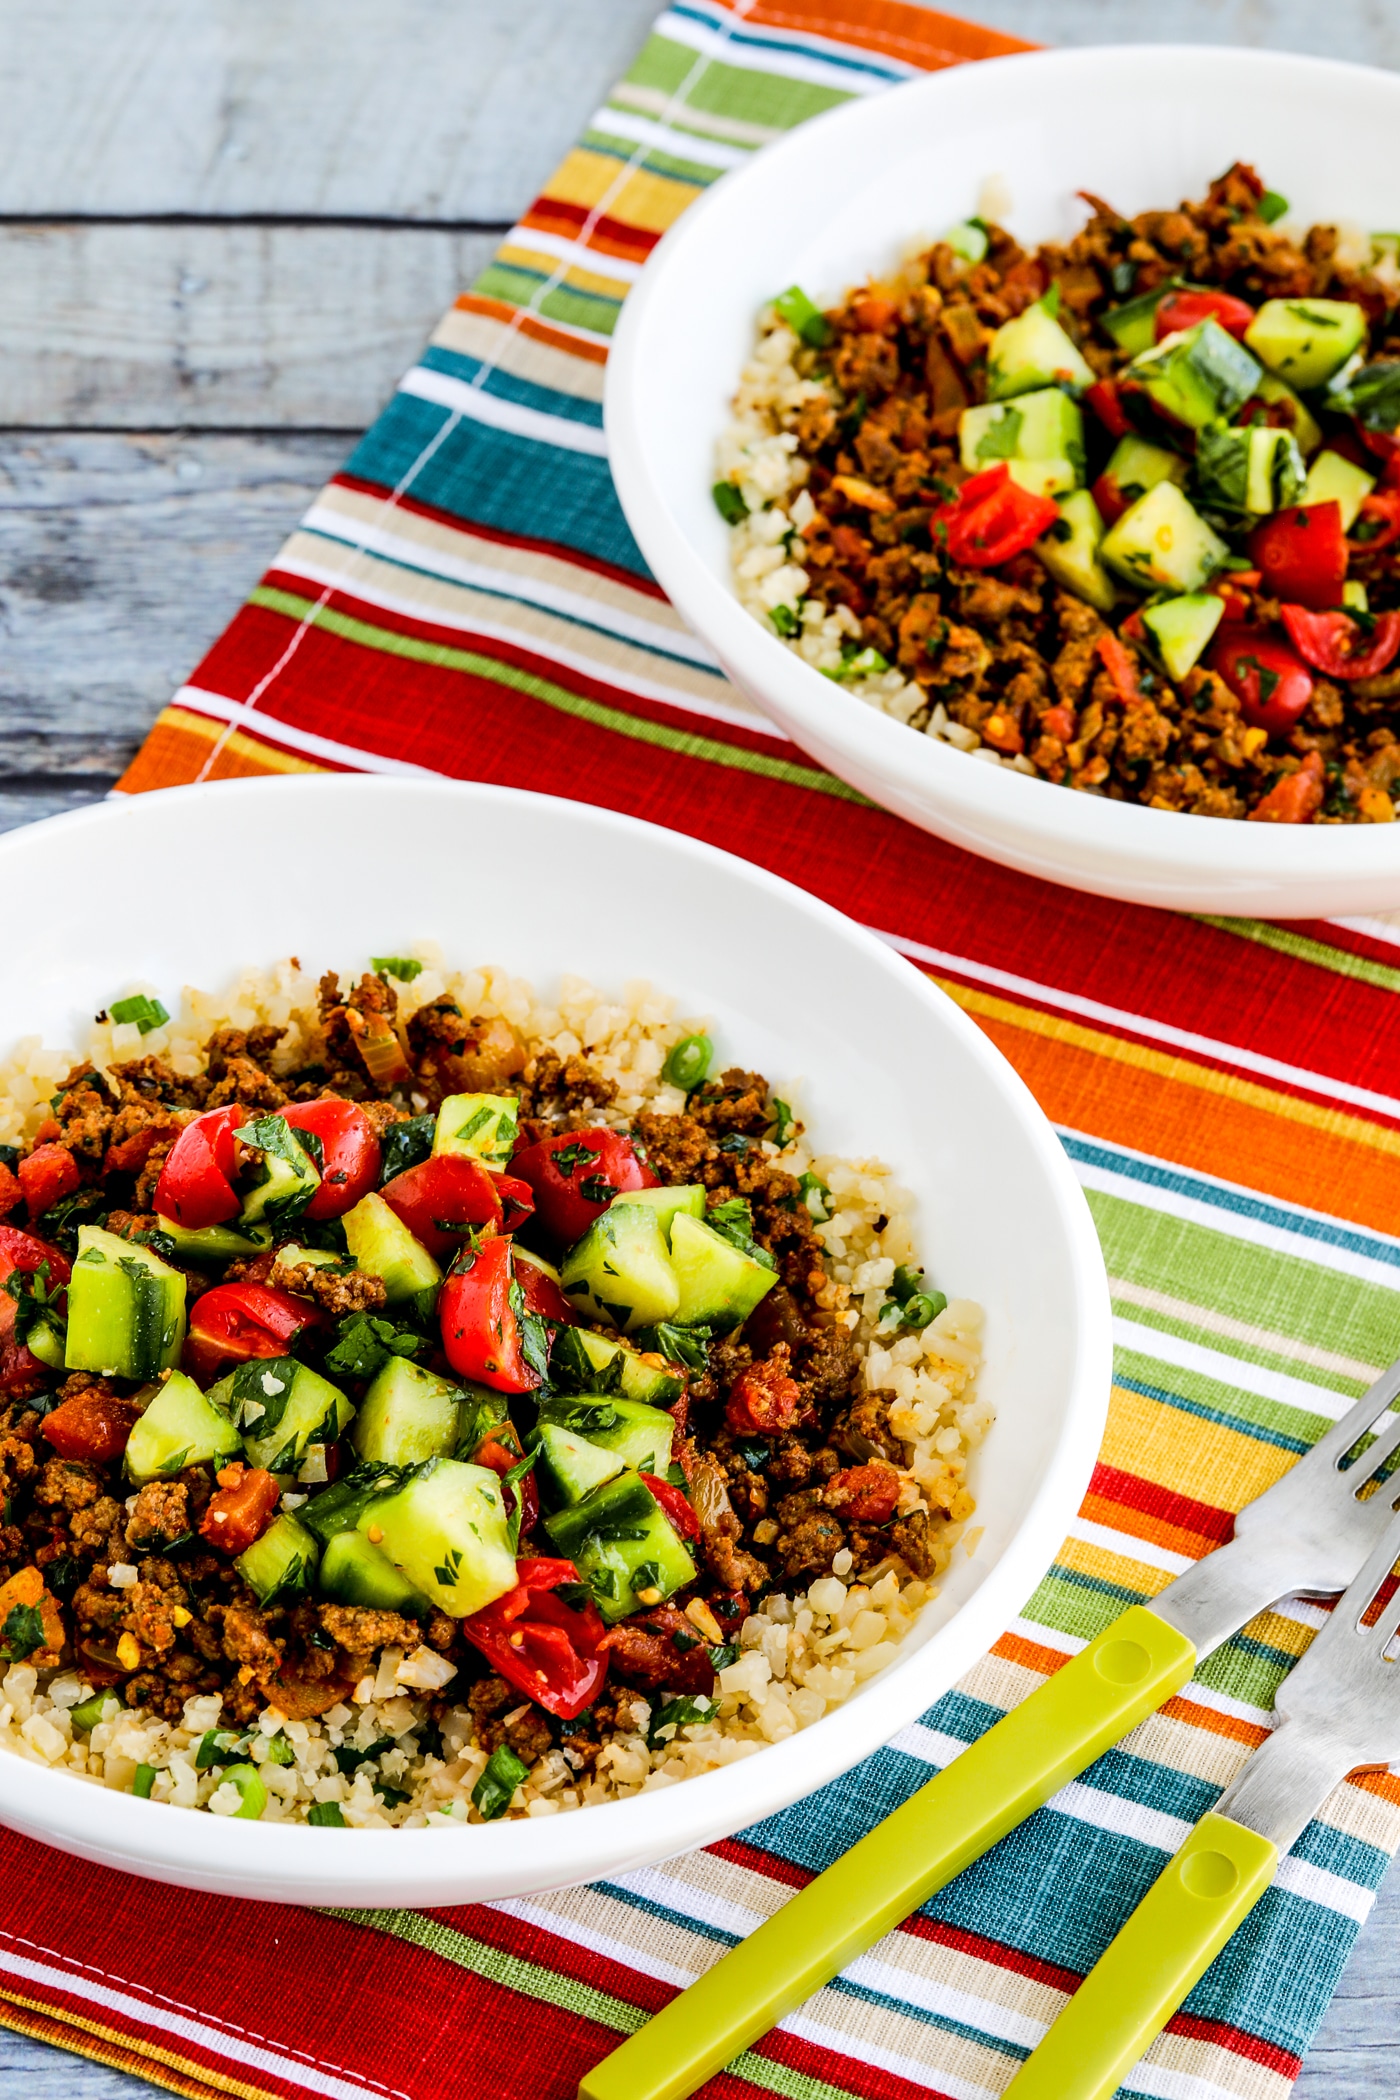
[1003,1476,1400,2098]
[578,1353,1400,2100]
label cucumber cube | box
[550,1324,686,1406]
[318,1529,432,1613]
[1104,434,1188,502]
[211,1358,354,1477]
[1253,373,1322,458]
[1195,424,1306,516]
[301,1461,408,1543]
[155,1217,272,1265]
[538,1395,673,1477]
[237,1116,321,1231]
[1035,489,1118,615]
[1126,320,1261,431]
[343,1191,442,1303]
[960,387,1085,490]
[529,1420,626,1509]
[65,1226,187,1382]
[1303,449,1376,531]
[1100,483,1230,595]
[1141,593,1226,681]
[986,303,1094,400]
[1244,298,1368,390]
[544,1472,697,1623]
[352,1358,463,1466]
[668,1212,777,1334]
[125,1369,243,1483]
[432,1092,519,1170]
[358,1456,516,1617]
[237,1512,319,1607]
[560,1201,680,1333]
[1102,282,1175,357]
[615,1184,706,1241]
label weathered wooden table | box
[1,1,1396,2091]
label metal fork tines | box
[1152,1355,1400,1659]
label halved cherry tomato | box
[17,1144,81,1220]
[1278,604,1400,681]
[511,1128,657,1246]
[152,1106,247,1230]
[930,463,1059,569]
[726,1353,802,1436]
[824,1462,901,1525]
[184,1281,325,1385]
[0,1223,71,1291]
[0,1225,70,1397]
[1249,748,1326,824]
[380,1152,503,1261]
[1084,379,1131,438]
[279,1099,381,1220]
[200,1462,282,1555]
[1154,288,1256,342]
[638,1471,700,1543]
[1090,471,1129,527]
[439,1236,541,1394]
[461,1557,608,1720]
[1247,503,1347,612]
[495,1172,535,1235]
[1207,625,1315,736]
[513,1247,576,1327]
[42,1392,141,1464]
[1350,489,1400,555]
[469,1420,540,1539]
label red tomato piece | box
[461,1557,609,1719]
[1096,631,1141,705]
[380,1152,502,1261]
[0,1223,71,1290]
[1246,503,1347,612]
[510,1128,658,1246]
[152,1106,247,1230]
[1248,749,1326,825]
[725,1352,802,1436]
[439,1236,540,1393]
[41,1392,141,1464]
[1351,489,1400,555]
[638,1471,700,1543]
[17,1144,80,1221]
[279,1099,381,1220]
[470,1422,541,1540]
[495,1172,535,1236]
[824,1462,900,1526]
[931,464,1059,569]
[184,1281,324,1385]
[1207,626,1315,736]
[0,1228,66,1399]
[0,1164,22,1218]
[1154,288,1256,342]
[1089,471,1129,527]
[514,1249,576,1327]
[1084,379,1131,438]
[1278,604,1400,681]
[200,1463,283,1555]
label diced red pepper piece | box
[1096,631,1141,705]
[152,1105,247,1230]
[278,1099,381,1220]
[460,1557,609,1719]
[1090,471,1130,527]
[930,464,1059,569]
[18,1144,80,1221]
[200,1462,283,1555]
[41,1392,141,1464]
[469,1422,541,1540]
[495,1172,535,1235]
[510,1127,657,1246]
[1084,379,1131,439]
[638,1471,700,1543]
[1248,749,1326,825]
[184,1281,324,1385]
[1350,489,1400,555]
[1246,503,1347,612]
[1154,288,1256,342]
[380,1152,503,1261]
[1207,626,1315,737]
[1278,604,1400,681]
[514,1249,576,1327]
[0,1165,22,1218]
[439,1235,541,1394]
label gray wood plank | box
[977,0,1400,64]
[0,224,497,428]
[0,2031,154,2099]
[0,0,660,222]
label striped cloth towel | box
[4,5,1398,2097]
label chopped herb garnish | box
[769,603,801,638]
[501,1445,540,1553]
[1,1601,45,1661]
[707,1642,740,1670]
[472,1745,530,1821]
[333,1737,394,1776]
[768,1098,796,1146]
[378,1113,435,1184]
[647,1694,716,1748]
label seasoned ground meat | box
[125,1479,191,1552]
[468,1673,555,1763]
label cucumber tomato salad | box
[720,163,1400,822]
[0,960,983,1826]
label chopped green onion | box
[1258,190,1289,225]
[472,1744,530,1822]
[712,480,748,526]
[798,1171,831,1222]
[890,1264,925,1305]
[132,1763,156,1800]
[195,1728,243,1770]
[371,956,423,982]
[109,994,169,1035]
[944,220,989,265]
[307,1800,346,1827]
[773,284,834,349]
[1039,281,1063,318]
[263,1735,297,1766]
[838,647,892,679]
[663,1033,713,1091]
[769,603,801,638]
[221,1764,268,1820]
[1110,260,1136,297]
[70,1690,117,1733]
[768,1098,796,1146]
[902,1290,947,1329]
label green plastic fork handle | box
[576,1604,1196,2100]
[1001,1812,1279,2100]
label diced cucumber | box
[544,1472,696,1624]
[156,1216,272,1265]
[237,1511,319,1607]
[1244,297,1368,390]
[1100,482,1230,594]
[125,1368,242,1482]
[1104,434,1188,502]
[944,219,988,264]
[1006,459,1078,498]
[550,1324,686,1406]
[351,1357,463,1466]
[236,1116,320,1231]
[300,1460,407,1543]
[560,1201,680,1333]
[1195,424,1306,515]
[1126,320,1261,430]
[1102,281,1176,357]
[210,1357,354,1477]
[357,1456,516,1617]
[318,1529,432,1614]
[343,1192,442,1304]
[65,1226,187,1381]
[668,1211,777,1334]
[1344,580,1369,611]
[1141,593,1225,681]
[432,1092,519,1170]
[615,1184,706,1242]
[1035,488,1118,615]
[1252,373,1322,457]
[986,302,1094,400]
[453,1384,509,1461]
[959,387,1086,489]
[513,1243,563,1288]
[1303,449,1375,531]
[27,1321,65,1371]
[537,1394,674,1476]
[528,1419,625,1509]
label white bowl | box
[0,776,1108,1906]
[606,44,1400,918]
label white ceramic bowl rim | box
[0,776,1110,1905]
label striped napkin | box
[5,5,1398,2096]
